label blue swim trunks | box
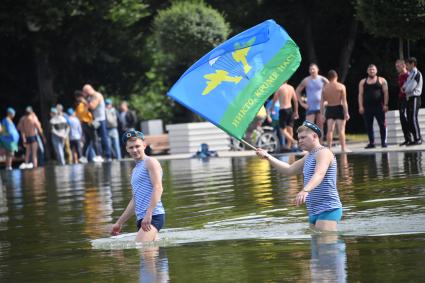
[308,208,343,224]
[306,109,321,116]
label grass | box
[345,133,368,143]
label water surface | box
[1,151,425,282]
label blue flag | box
[168,19,301,139]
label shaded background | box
[1,0,424,133]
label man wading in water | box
[111,130,165,242]
[256,121,342,231]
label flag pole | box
[240,138,257,150]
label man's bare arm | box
[381,77,389,111]
[88,93,101,110]
[320,87,327,115]
[256,148,305,175]
[358,79,365,114]
[291,88,299,118]
[295,78,308,109]
[341,85,350,120]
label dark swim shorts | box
[137,214,165,232]
[26,135,38,144]
[279,108,294,128]
[326,105,345,120]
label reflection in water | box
[310,234,347,283]
[0,175,7,216]
[166,158,234,226]
[25,169,46,210]
[1,152,425,282]
[278,155,299,196]
[375,152,390,178]
[404,151,423,176]
[338,153,353,187]
[139,248,169,283]
[83,163,115,238]
[246,157,273,207]
[5,170,23,209]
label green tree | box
[356,0,425,58]
[0,0,149,157]
[0,0,148,119]
[152,1,230,69]
[146,1,231,122]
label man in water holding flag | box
[256,121,343,231]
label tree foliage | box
[143,1,230,121]
[0,0,150,113]
[1,0,425,134]
[356,0,425,40]
[152,1,231,72]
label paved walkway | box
[155,141,425,161]
[330,141,425,154]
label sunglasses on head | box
[122,130,144,144]
[302,121,322,138]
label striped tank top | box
[131,157,165,221]
[303,147,342,215]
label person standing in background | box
[271,82,299,151]
[17,106,46,169]
[56,104,72,164]
[395,59,411,146]
[0,108,20,170]
[119,101,138,132]
[83,84,111,160]
[67,108,83,164]
[49,107,69,166]
[296,64,329,139]
[105,99,122,160]
[74,90,98,162]
[403,57,423,145]
[320,70,350,152]
[266,98,284,150]
[358,64,389,149]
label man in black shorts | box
[321,70,350,152]
[270,82,299,151]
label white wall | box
[373,109,425,144]
[166,122,230,154]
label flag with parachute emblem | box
[167,19,301,139]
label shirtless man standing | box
[17,106,46,168]
[320,70,350,152]
[270,82,299,150]
[296,64,329,138]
